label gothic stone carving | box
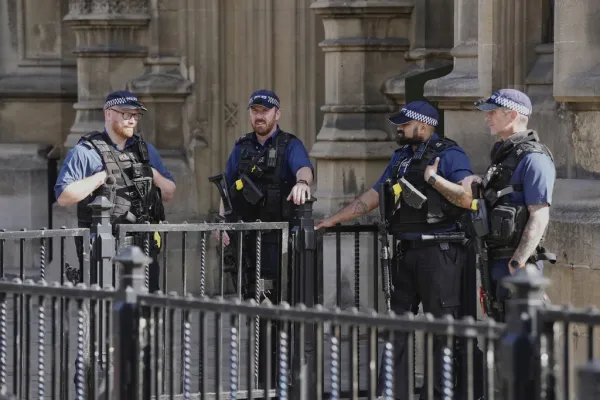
[68,0,149,16]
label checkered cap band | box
[490,94,531,116]
[104,96,141,110]
[401,108,438,126]
[248,94,280,109]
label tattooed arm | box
[430,175,479,209]
[424,155,480,209]
[510,204,550,268]
[315,189,380,229]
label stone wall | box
[0,0,599,317]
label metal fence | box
[0,195,600,399]
[0,245,599,399]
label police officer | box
[54,90,176,396]
[55,90,176,290]
[470,89,556,321]
[316,101,476,400]
[212,89,314,385]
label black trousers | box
[378,241,465,400]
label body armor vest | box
[76,131,161,227]
[389,138,465,233]
[229,131,296,222]
[481,130,555,249]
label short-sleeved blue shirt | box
[491,150,555,283]
[372,133,473,238]
[373,133,473,192]
[54,131,175,200]
[224,126,313,189]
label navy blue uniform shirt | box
[224,126,313,189]
[55,131,175,200]
[491,150,556,285]
[373,133,473,192]
[372,133,473,238]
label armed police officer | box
[55,90,176,396]
[211,89,313,385]
[55,90,176,291]
[316,101,476,400]
[464,89,556,321]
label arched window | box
[542,0,554,43]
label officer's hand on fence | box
[315,218,335,230]
[287,181,311,205]
[211,230,230,247]
[424,157,440,182]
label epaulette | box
[235,133,253,144]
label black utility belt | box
[395,237,457,250]
[489,246,557,264]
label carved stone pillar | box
[541,0,600,318]
[63,0,151,148]
[0,0,77,145]
[127,0,195,222]
[422,0,490,172]
[382,0,454,106]
[310,0,412,312]
[0,0,77,273]
[310,0,413,217]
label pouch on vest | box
[487,204,527,246]
[462,200,490,239]
[235,174,264,205]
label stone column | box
[127,0,195,222]
[0,0,77,276]
[127,0,199,294]
[423,0,489,172]
[542,0,600,329]
[310,0,413,216]
[0,0,77,145]
[382,0,454,106]
[63,0,151,148]
[310,0,412,312]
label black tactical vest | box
[482,130,554,208]
[76,131,160,227]
[389,138,465,233]
[229,131,297,222]
[481,130,555,250]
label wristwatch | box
[297,179,309,186]
[510,260,524,270]
[427,173,438,186]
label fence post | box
[88,195,115,288]
[500,264,551,400]
[112,245,151,400]
[290,196,317,400]
[577,360,600,400]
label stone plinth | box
[0,145,50,277]
[63,0,151,148]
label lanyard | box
[397,138,431,177]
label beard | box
[112,122,135,140]
[252,117,276,136]
[396,125,422,146]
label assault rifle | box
[378,180,394,312]
[209,173,249,295]
[466,182,499,321]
